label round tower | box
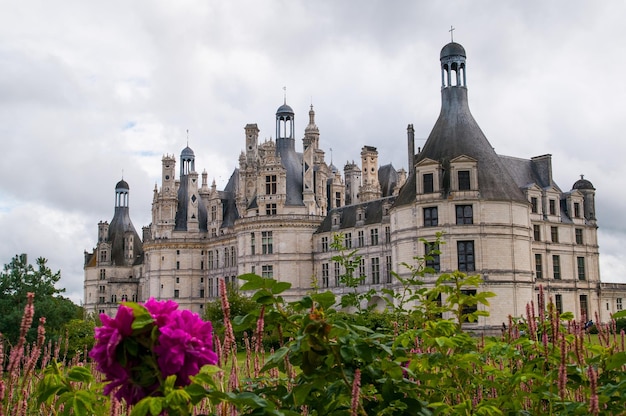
[115,179,129,208]
[573,175,596,221]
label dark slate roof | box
[220,169,240,228]
[181,146,195,158]
[315,196,395,234]
[378,163,398,197]
[115,179,129,190]
[406,86,527,204]
[499,155,562,192]
[276,104,294,115]
[440,42,466,59]
[573,177,595,190]
[174,175,208,231]
[108,206,144,266]
[276,138,304,206]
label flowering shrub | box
[89,298,217,405]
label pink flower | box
[154,309,217,385]
[90,306,134,370]
[90,300,217,405]
[143,297,179,326]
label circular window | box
[165,175,170,180]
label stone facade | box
[84,41,626,328]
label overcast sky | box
[1,1,625,303]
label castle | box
[84,41,625,329]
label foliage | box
[61,317,97,360]
[0,254,82,345]
[204,286,259,345]
[17,237,626,414]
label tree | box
[0,254,82,346]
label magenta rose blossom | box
[154,309,218,384]
[90,299,217,405]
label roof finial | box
[449,25,455,42]
[186,129,189,147]
[121,169,124,180]
[283,86,287,105]
[329,147,333,164]
[580,174,584,180]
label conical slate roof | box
[399,42,526,204]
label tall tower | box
[344,161,361,205]
[303,105,319,214]
[359,146,382,202]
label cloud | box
[1,0,625,305]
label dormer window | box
[549,199,556,216]
[458,171,470,190]
[423,173,434,193]
[531,197,538,213]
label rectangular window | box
[251,233,256,255]
[551,226,559,243]
[358,258,366,283]
[176,261,180,270]
[265,175,277,194]
[208,251,214,269]
[533,225,541,241]
[458,170,470,191]
[266,203,277,215]
[200,289,205,298]
[575,228,583,245]
[425,242,441,272]
[549,199,556,215]
[424,207,438,227]
[423,173,434,193]
[262,231,273,254]
[617,298,623,311]
[215,250,219,268]
[174,289,179,298]
[370,229,379,245]
[211,205,217,221]
[574,202,581,218]
[460,289,477,321]
[371,257,380,284]
[261,265,273,278]
[552,255,561,280]
[321,236,329,252]
[99,285,106,293]
[200,261,204,270]
[577,257,586,281]
[334,263,340,287]
[224,248,230,267]
[580,295,588,320]
[208,278,214,297]
[321,263,329,288]
[345,232,352,249]
[457,241,475,272]
[357,230,364,247]
[384,226,391,244]
[231,247,236,265]
[385,255,392,283]
[99,269,106,280]
[555,294,563,315]
[535,253,543,279]
[456,205,473,225]
[531,197,538,213]
[176,277,180,284]
[335,192,341,208]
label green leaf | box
[272,281,292,294]
[292,383,313,405]
[238,273,265,291]
[149,398,164,416]
[66,365,94,383]
[311,291,336,309]
[606,351,626,371]
[612,309,626,319]
[123,302,154,331]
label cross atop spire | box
[449,25,455,42]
